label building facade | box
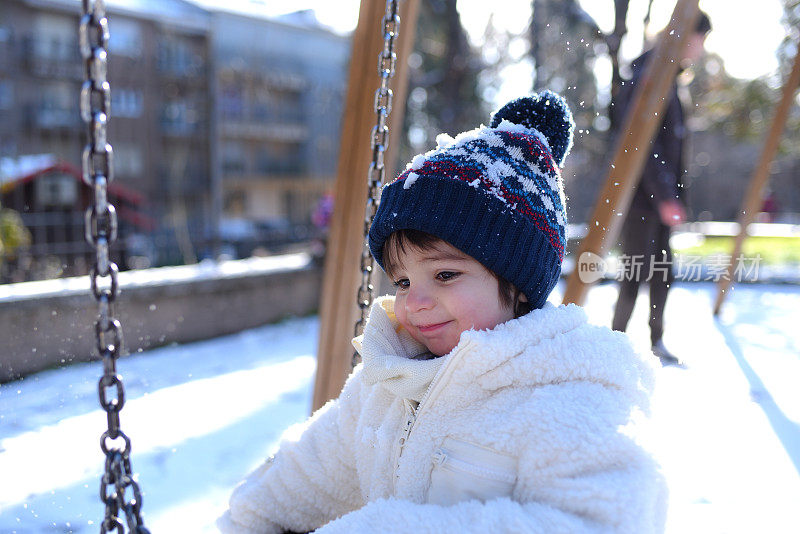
[208,8,349,229]
[0,0,349,277]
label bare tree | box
[401,0,487,161]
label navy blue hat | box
[369,90,574,310]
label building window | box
[158,38,200,76]
[108,18,142,58]
[161,97,202,135]
[224,190,246,215]
[35,173,78,208]
[40,140,72,164]
[35,82,77,128]
[114,143,144,178]
[252,84,303,124]
[222,142,247,175]
[0,81,12,110]
[257,141,302,175]
[114,88,143,118]
[33,14,76,61]
[221,84,244,121]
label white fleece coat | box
[219,297,666,534]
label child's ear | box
[518,293,528,303]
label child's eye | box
[436,271,459,282]
[393,278,410,290]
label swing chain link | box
[353,0,402,368]
[80,1,149,532]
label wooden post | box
[562,0,700,306]
[312,0,419,411]
[713,45,800,316]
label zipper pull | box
[399,415,414,446]
[399,400,416,447]
[432,449,446,467]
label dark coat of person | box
[613,50,687,216]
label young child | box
[218,91,666,533]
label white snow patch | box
[403,172,419,189]
[493,118,534,135]
[435,133,454,148]
[409,153,428,171]
[0,316,319,532]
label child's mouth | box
[417,321,451,334]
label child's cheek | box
[393,294,411,330]
[394,295,431,349]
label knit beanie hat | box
[368,90,574,311]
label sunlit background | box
[247,0,786,88]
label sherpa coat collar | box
[355,297,444,403]
[357,295,652,411]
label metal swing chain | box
[79,1,150,532]
[353,0,402,368]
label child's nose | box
[406,285,434,312]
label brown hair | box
[383,229,532,318]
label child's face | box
[390,240,515,356]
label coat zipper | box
[431,448,516,484]
[391,340,472,492]
[392,399,416,491]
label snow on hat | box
[369,90,574,310]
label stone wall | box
[0,254,322,382]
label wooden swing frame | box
[713,44,800,315]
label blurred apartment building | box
[0,0,348,277]
[210,8,348,227]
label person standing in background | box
[611,12,712,366]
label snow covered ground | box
[1,280,798,533]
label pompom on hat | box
[369,90,575,310]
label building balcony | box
[157,59,206,80]
[256,158,304,176]
[251,107,305,125]
[262,71,307,92]
[0,43,14,71]
[22,37,83,80]
[221,122,307,142]
[222,160,247,175]
[27,107,81,130]
[222,168,307,182]
[160,118,203,137]
[26,56,84,80]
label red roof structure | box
[1,158,156,231]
